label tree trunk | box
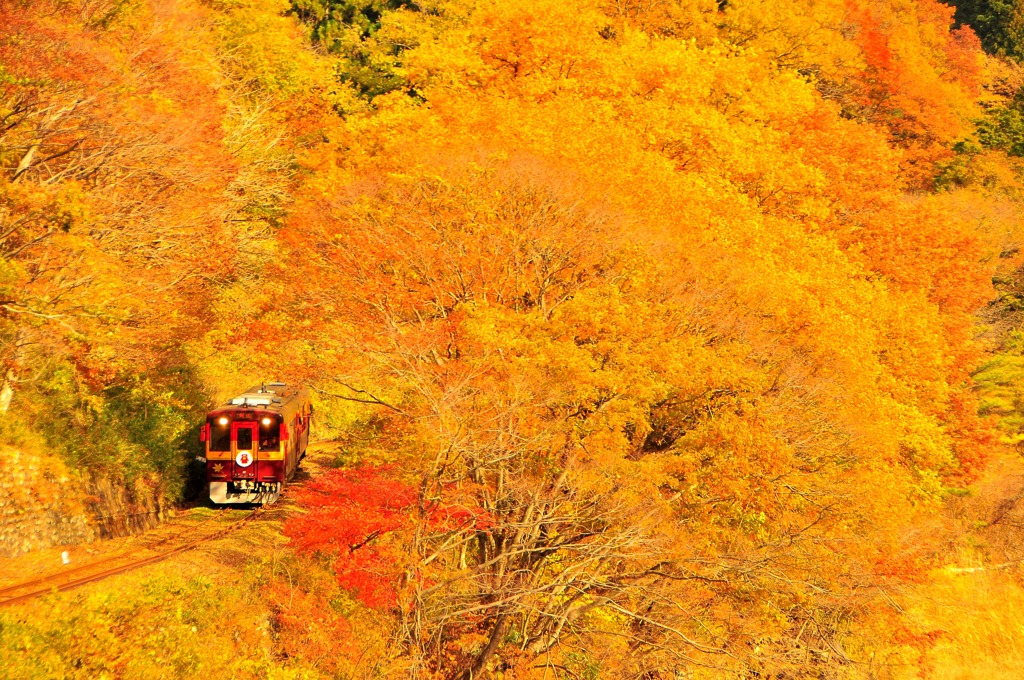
[0,370,14,414]
[13,144,37,180]
[453,612,507,680]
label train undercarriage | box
[209,480,282,505]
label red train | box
[199,382,312,504]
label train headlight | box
[262,417,272,426]
[218,417,228,425]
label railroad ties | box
[0,506,263,608]
[0,444,312,608]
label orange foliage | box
[250,0,1018,672]
[264,578,367,674]
[6,0,1022,675]
[0,0,239,392]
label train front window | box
[210,418,231,451]
[259,416,280,451]
[237,427,253,451]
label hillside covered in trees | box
[6,0,1024,676]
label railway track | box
[0,506,266,608]
[0,450,312,609]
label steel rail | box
[0,506,264,608]
[0,508,231,599]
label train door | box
[232,421,258,480]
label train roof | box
[214,382,309,414]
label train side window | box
[259,418,280,451]
[210,419,231,451]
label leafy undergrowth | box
[914,569,1024,680]
[0,446,395,680]
[6,446,1024,678]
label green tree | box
[290,0,417,99]
[952,0,1024,59]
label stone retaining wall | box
[0,446,169,557]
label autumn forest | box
[5,0,1024,676]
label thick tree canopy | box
[6,0,1024,676]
